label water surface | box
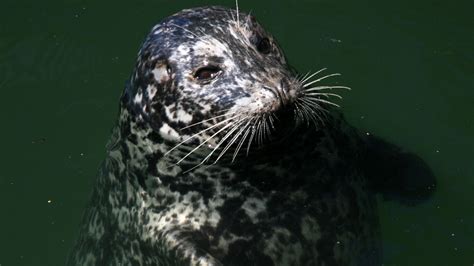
[0,0,472,265]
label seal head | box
[121,6,331,160]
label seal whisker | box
[246,123,257,155]
[294,100,303,118]
[233,119,254,162]
[300,97,330,113]
[299,98,328,126]
[228,10,236,24]
[176,120,238,164]
[197,118,247,165]
[303,73,341,88]
[180,111,237,130]
[300,68,327,84]
[296,71,311,83]
[214,117,252,163]
[304,85,351,92]
[235,0,240,28]
[268,113,276,131]
[213,107,235,115]
[168,115,240,154]
[307,109,325,127]
[256,117,265,147]
[259,115,271,145]
[165,114,240,156]
[293,101,307,124]
[261,115,267,143]
[297,100,317,126]
[245,10,253,26]
[254,118,261,147]
[304,96,341,108]
[304,92,343,99]
[263,114,272,142]
[302,104,317,126]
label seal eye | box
[194,66,221,82]
[257,38,272,54]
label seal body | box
[67,6,435,266]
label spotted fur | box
[67,6,435,266]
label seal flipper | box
[362,135,436,206]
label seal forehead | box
[170,37,235,70]
[192,38,232,59]
[147,6,282,61]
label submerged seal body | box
[67,6,435,266]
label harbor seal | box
[67,6,435,266]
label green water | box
[0,0,472,265]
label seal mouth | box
[165,68,350,169]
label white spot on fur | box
[159,123,180,141]
[133,92,143,104]
[152,66,169,83]
[176,109,193,123]
[146,84,157,99]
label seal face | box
[67,6,435,266]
